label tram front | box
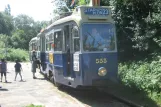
[77,6,118,87]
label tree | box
[9,30,25,49]
[0,34,9,48]
[110,0,161,61]
[4,4,11,16]
[51,0,71,22]
[0,12,13,36]
[12,14,44,49]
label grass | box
[25,104,45,107]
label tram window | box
[41,36,45,51]
[72,26,80,52]
[74,39,80,52]
[54,31,63,52]
[45,33,54,51]
[46,43,52,51]
[46,44,48,51]
[37,38,40,51]
[29,45,32,51]
[32,43,37,50]
[82,24,115,52]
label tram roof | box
[29,37,37,43]
[45,14,81,31]
[45,6,112,31]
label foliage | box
[0,12,13,36]
[25,104,45,107]
[9,14,47,49]
[79,0,87,5]
[119,59,161,104]
[0,7,48,50]
[4,4,11,16]
[0,48,29,61]
[110,0,161,61]
[0,34,9,48]
[51,0,71,22]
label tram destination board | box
[84,8,109,16]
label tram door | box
[64,24,79,78]
[64,25,71,76]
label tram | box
[29,0,118,88]
[29,37,38,61]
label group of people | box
[0,59,23,83]
[0,51,40,88]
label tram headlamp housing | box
[98,67,107,76]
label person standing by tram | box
[31,50,37,79]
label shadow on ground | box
[19,80,26,82]
[57,81,159,107]
[58,86,129,107]
[36,77,46,80]
[0,88,8,91]
[99,81,160,107]
[4,81,12,83]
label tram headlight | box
[98,67,107,76]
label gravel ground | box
[0,62,129,107]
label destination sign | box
[84,8,109,16]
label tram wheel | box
[51,76,61,87]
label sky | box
[0,0,53,21]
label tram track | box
[58,86,130,107]
[97,88,143,107]
[42,72,141,107]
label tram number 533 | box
[96,58,107,64]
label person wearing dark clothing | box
[0,61,2,87]
[14,60,23,81]
[0,59,7,82]
[31,51,37,79]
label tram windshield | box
[82,23,116,52]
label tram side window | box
[54,31,63,52]
[46,38,48,51]
[46,42,53,51]
[41,36,45,51]
[72,26,80,52]
[46,36,50,51]
[32,43,37,50]
[37,38,40,51]
[29,44,32,51]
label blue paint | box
[81,52,118,85]
[41,50,118,87]
[54,54,63,66]
[40,52,46,71]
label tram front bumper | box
[92,79,119,87]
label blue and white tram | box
[32,4,118,88]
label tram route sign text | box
[84,8,109,16]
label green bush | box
[0,48,29,61]
[119,60,161,104]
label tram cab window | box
[54,31,63,52]
[72,26,80,52]
[83,24,116,52]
